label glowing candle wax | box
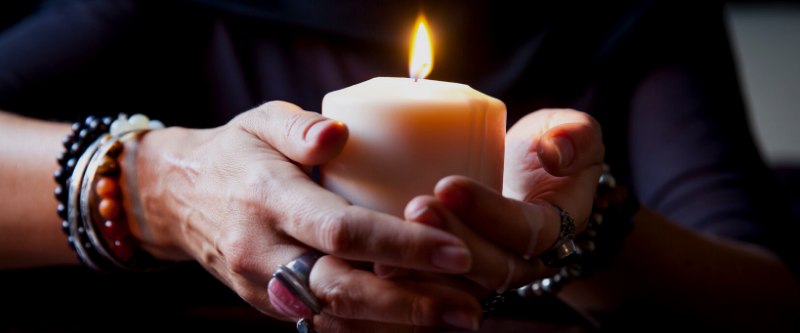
[321,21,506,217]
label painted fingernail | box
[550,136,574,168]
[442,307,480,331]
[435,179,470,209]
[408,206,443,228]
[305,120,328,142]
[306,119,345,144]
[268,278,314,318]
[431,245,471,273]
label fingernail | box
[435,180,470,210]
[431,245,471,273]
[373,264,398,278]
[442,307,480,331]
[268,278,314,318]
[408,206,443,228]
[305,120,330,142]
[550,136,574,168]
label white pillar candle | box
[320,20,506,217]
[321,78,506,217]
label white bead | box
[110,118,130,136]
[128,114,150,130]
[148,119,165,130]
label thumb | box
[507,109,604,177]
[237,101,349,165]
[536,121,604,177]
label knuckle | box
[257,100,296,116]
[242,101,287,125]
[408,294,434,326]
[284,112,304,139]
[318,277,357,318]
[220,237,259,277]
[318,210,357,255]
[395,234,420,267]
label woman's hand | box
[376,109,604,295]
[124,101,484,332]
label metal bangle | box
[68,135,106,271]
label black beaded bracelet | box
[56,116,113,242]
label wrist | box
[121,127,195,262]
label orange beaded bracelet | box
[94,161,135,261]
[80,129,173,271]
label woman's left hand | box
[375,109,604,295]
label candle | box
[321,20,506,217]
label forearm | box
[0,111,78,269]
[560,206,800,330]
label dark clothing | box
[0,0,795,330]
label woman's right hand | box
[125,101,484,332]
[375,109,604,297]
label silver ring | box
[273,252,323,316]
[296,318,315,333]
[538,206,577,267]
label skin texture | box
[0,106,798,332]
[0,112,77,269]
[127,102,483,331]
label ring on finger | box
[538,206,577,267]
[269,252,323,331]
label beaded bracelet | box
[56,114,171,272]
[479,167,638,317]
[515,169,638,297]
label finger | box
[272,170,472,274]
[400,204,492,299]
[537,122,604,176]
[310,256,482,330]
[237,101,349,165]
[230,248,472,331]
[434,176,563,259]
[507,109,603,177]
[405,269,491,300]
[372,202,447,280]
[405,195,548,292]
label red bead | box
[111,238,136,261]
[99,198,120,220]
[101,219,131,241]
[96,177,119,199]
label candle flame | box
[409,19,433,81]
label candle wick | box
[413,63,429,82]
